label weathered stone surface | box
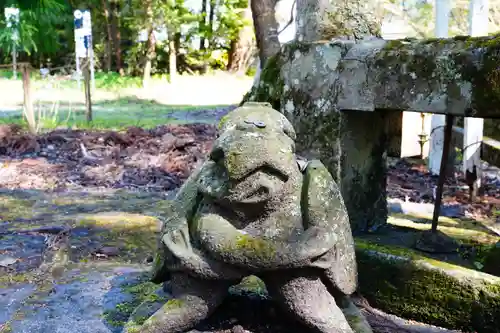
[138,102,368,333]
[355,240,500,333]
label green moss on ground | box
[102,275,168,328]
[355,240,500,333]
[0,272,33,288]
[76,212,160,262]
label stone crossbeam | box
[332,35,500,118]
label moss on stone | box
[483,245,500,276]
[241,41,315,111]
[355,240,500,332]
[162,299,184,309]
[281,41,313,60]
[241,53,284,110]
[218,114,231,130]
[319,4,381,40]
[230,234,277,261]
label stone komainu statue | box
[124,102,369,333]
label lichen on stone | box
[371,33,500,117]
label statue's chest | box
[242,211,304,240]
[194,200,304,241]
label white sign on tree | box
[74,9,95,90]
[4,7,20,79]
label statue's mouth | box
[229,166,288,204]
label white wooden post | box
[463,0,488,186]
[428,0,450,175]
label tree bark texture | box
[250,0,281,68]
[227,0,255,73]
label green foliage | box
[211,0,249,44]
[58,71,143,90]
[0,0,70,56]
[0,0,255,76]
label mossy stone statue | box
[124,102,370,333]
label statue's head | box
[197,102,300,205]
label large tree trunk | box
[295,0,381,42]
[142,0,156,88]
[250,0,281,68]
[143,30,156,88]
[227,0,255,73]
[101,0,113,72]
[168,32,177,83]
[199,0,208,50]
[208,0,217,47]
[174,32,182,71]
[109,0,123,75]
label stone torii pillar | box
[293,0,391,233]
[463,0,489,189]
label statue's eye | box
[209,147,225,163]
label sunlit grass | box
[0,97,229,131]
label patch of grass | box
[0,97,230,131]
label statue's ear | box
[282,121,296,141]
[301,159,357,295]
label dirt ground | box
[1,122,492,333]
[1,122,498,220]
